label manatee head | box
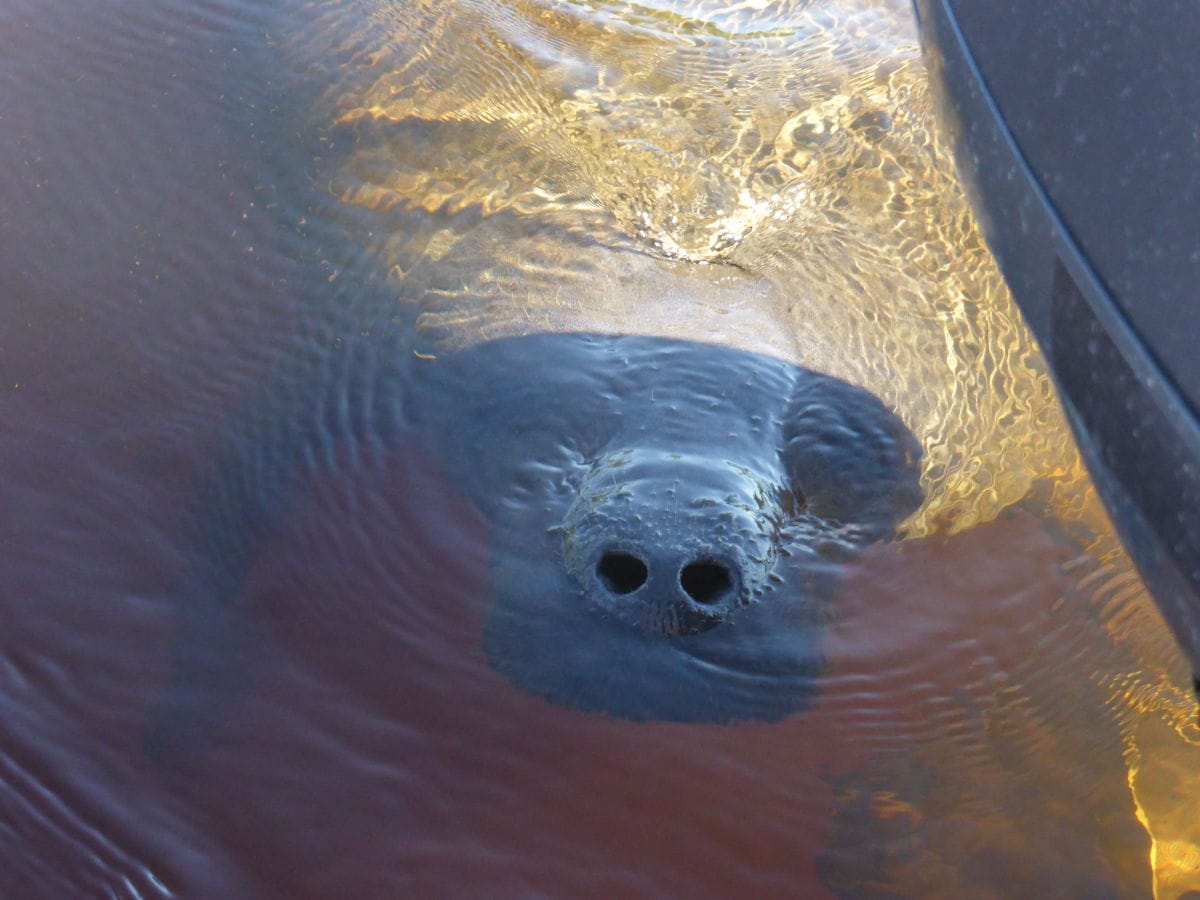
[416,334,923,723]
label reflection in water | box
[302,0,1075,538]
[0,0,1198,895]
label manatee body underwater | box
[197,0,1083,730]
[147,0,1199,890]
[160,0,1146,732]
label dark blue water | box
[2,0,1199,896]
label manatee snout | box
[593,549,737,635]
[562,448,783,637]
[586,540,744,638]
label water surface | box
[2,0,1199,896]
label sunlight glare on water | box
[304,0,1079,539]
[1,0,1199,896]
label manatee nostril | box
[680,560,734,605]
[596,551,649,595]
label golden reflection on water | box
[298,0,1071,537]
[290,0,1200,892]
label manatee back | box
[281,0,1090,538]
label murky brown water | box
[2,0,1199,896]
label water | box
[2,0,1198,895]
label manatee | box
[137,0,1200,890]
[285,0,1087,539]
[414,333,921,721]
[157,0,1094,732]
